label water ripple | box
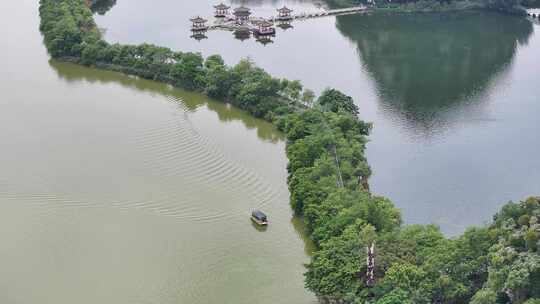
[0,96,280,225]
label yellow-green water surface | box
[0,1,315,303]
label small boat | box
[251,210,268,226]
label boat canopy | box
[252,210,267,221]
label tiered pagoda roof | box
[190,16,208,23]
[233,6,251,16]
[277,6,293,13]
[214,3,231,9]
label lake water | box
[1,0,540,303]
[96,0,540,235]
[0,0,314,303]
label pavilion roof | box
[277,6,293,13]
[214,3,231,10]
[190,16,208,23]
[234,6,251,14]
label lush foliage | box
[294,174,540,303]
[39,0,99,58]
[39,1,539,303]
[472,198,540,303]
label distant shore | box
[326,0,528,15]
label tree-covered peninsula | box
[39,0,539,303]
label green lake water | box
[0,0,539,303]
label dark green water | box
[336,12,540,233]
[1,0,540,303]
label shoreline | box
[327,0,528,15]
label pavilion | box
[233,6,251,24]
[190,16,208,31]
[255,20,275,36]
[276,6,293,21]
[214,3,230,18]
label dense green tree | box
[301,89,316,108]
[375,289,413,304]
[305,222,373,301]
[470,289,498,304]
[281,79,303,102]
[204,55,233,99]
[317,88,359,115]
[471,198,540,304]
[170,52,205,90]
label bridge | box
[269,6,368,22]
